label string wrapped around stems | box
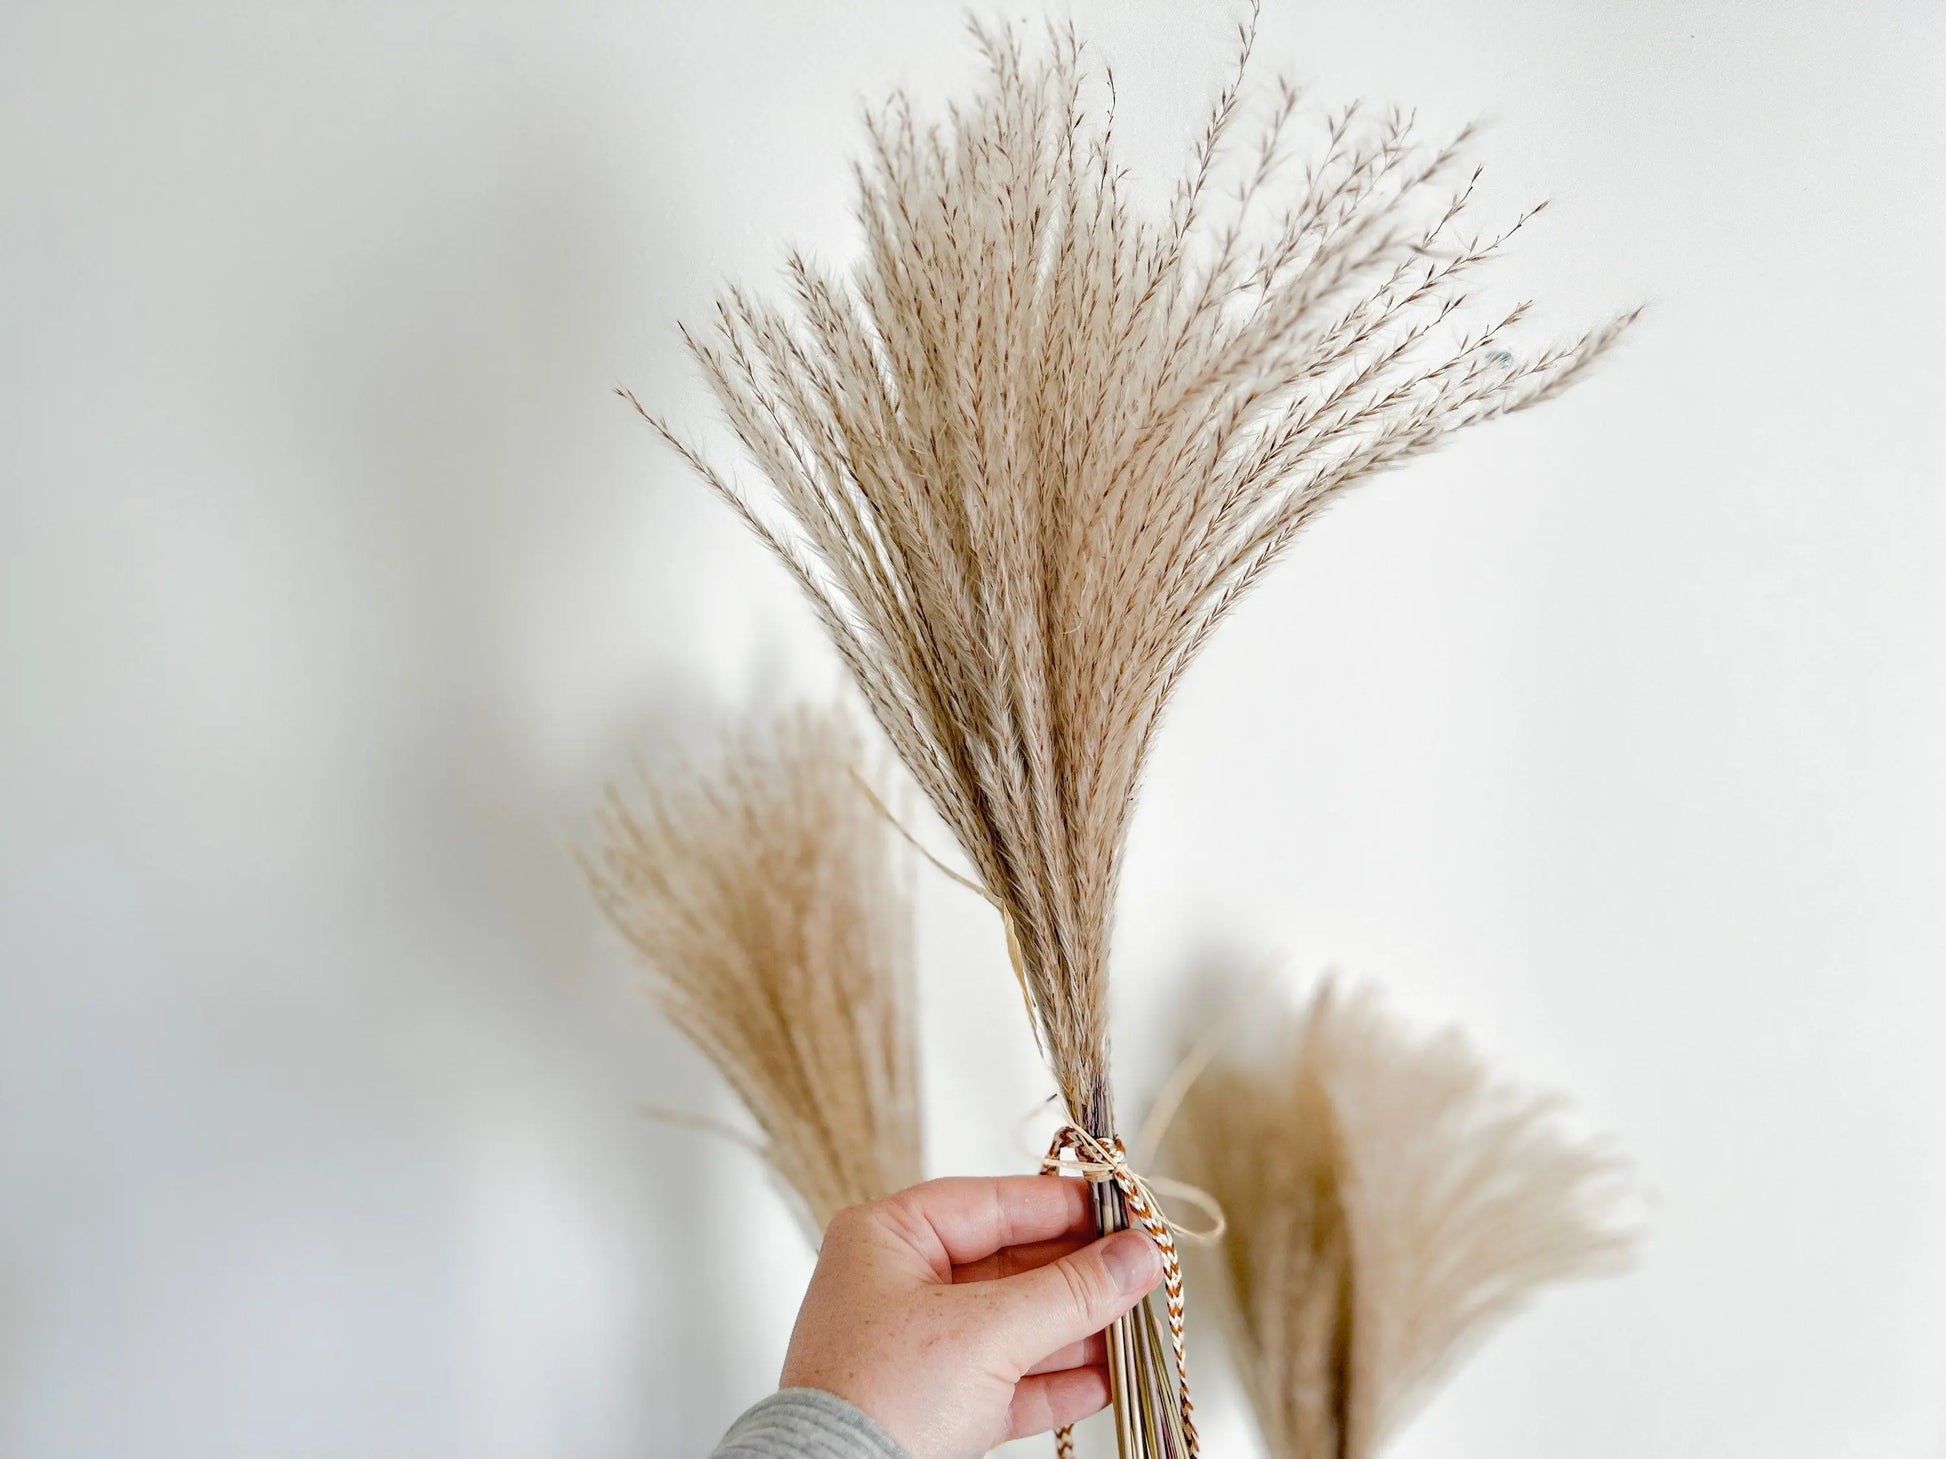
[634,11,1634,1452]
[1041,1126,1228,1459]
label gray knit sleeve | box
[708,1388,910,1459]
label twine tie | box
[1041,1125,1221,1459]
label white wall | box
[3,2,1943,1456]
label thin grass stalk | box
[1094,1183,1139,1459]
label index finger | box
[888,1175,1097,1266]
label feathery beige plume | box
[633,14,1634,1454]
[631,16,1634,1142]
[582,705,921,1236]
[1170,979,1635,1459]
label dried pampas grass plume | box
[632,12,1635,1454]
[582,705,922,1236]
[1170,979,1635,1459]
[631,15,1635,1141]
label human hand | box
[778,1175,1165,1459]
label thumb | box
[986,1228,1164,1372]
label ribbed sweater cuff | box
[711,1388,910,1459]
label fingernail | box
[1100,1230,1161,1296]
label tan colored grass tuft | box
[631,15,1633,1146]
[1171,979,1636,1458]
[582,705,921,1236]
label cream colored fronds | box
[582,705,922,1236]
[634,17,1634,1141]
[1172,979,1636,1458]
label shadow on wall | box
[262,95,771,1450]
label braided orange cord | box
[1041,1127,1200,1459]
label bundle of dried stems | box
[1170,980,1635,1459]
[633,11,1633,1454]
[582,705,921,1237]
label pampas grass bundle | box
[636,15,1631,1139]
[1170,980,1635,1459]
[632,11,1633,1454]
[583,705,921,1237]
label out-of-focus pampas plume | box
[1170,980,1636,1459]
[629,12,1636,1142]
[582,706,922,1237]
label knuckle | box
[821,1200,874,1245]
[858,1190,950,1272]
[877,1190,932,1242]
[1056,1253,1108,1318]
[893,1177,949,1213]
[1007,1381,1054,1440]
